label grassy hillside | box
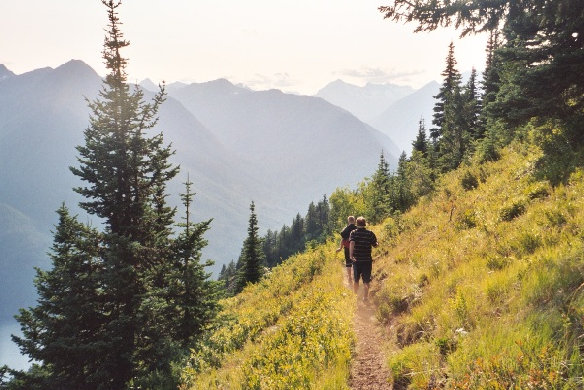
[180,138,583,389]
[180,245,355,389]
[371,141,584,388]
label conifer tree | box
[67,2,179,385]
[392,151,413,212]
[481,29,502,125]
[316,195,331,239]
[12,206,102,390]
[463,67,482,141]
[431,42,462,141]
[236,201,265,292]
[432,42,468,171]
[165,177,219,348]
[412,118,429,157]
[367,151,392,223]
[11,1,182,388]
[304,201,319,242]
[218,260,238,295]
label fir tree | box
[431,42,462,141]
[412,118,429,157]
[12,206,102,390]
[367,151,392,223]
[432,42,468,171]
[12,1,181,388]
[236,201,265,292]
[392,151,413,212]
[68,1,179,385]
[463,67,482,141]
[304,202,319,242]
[167,177,219,348]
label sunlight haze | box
[1,0,488,94]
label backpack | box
[342,238,351,248]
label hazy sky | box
[1,0,488,95]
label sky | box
[1,0,488,95]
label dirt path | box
[346,278,393,390]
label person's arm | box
[350,241,356,262]
[372,232,379,247]
[336,238,343,252]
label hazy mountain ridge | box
[370,80,440,154]
[167,80,399,210]
[0,60,399,357]
[0,64,15,82]
[315,79,441,156]
[316,79,414,123]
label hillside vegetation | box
[181,245,355,389]
[180,137,584,389]
[370,139,584,388]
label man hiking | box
[336,216,357,284]
[349,217,378,303]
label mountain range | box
[0,60,405,325]
[317,79,440,154]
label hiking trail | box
[345,275,393,390]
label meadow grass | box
[180,245,355,389]
[370,141,584,388]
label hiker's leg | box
[362,262,372,301]
[344,248,353,283]
[353,263,361,294]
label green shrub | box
[460,170,479,191]
[516,232,542,255]
[435,336,457,356]
[500,199,526,221]
[525,182,550,200]
[455,209,477,230]
[545,209,567,227]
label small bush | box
[545,209,567,227]
[500,199,526,221]
[396,320,427,347]
[455,209,477,230]
[486,281,509,304]
[435,336,457,356]
[461,170,479,191]
[516,232,542,255]
[525,182,550,200]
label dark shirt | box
[349,227,377,262]
[340,223,357,240]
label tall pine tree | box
[236,201,265,292]
[8,1,211,388]
[367,151,392,223]
[432,42,468,171]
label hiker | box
[336,216,357,284]
[349,216,378,302]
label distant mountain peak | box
[316,79,414,122]
[0,64,15,81]
[139,78,159,92]
[53,59,100,80]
